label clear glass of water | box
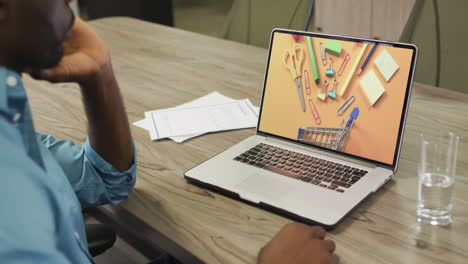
[417,132,460,226]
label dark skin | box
[258,223,338,264]
[0,1,338,263]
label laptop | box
[185,29,418,229]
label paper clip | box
[309,99,321,125]
[304,69,311,95]
[328,79,338,99]
[338,53,351,76]
[319,42,327,66]
[337,96,356,116]
[318,80,329,101]
[326,58,335,77]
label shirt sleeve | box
[37,133,137,208]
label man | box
[0,0,136,263]
[0,1,338,263]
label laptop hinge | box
[262,136,378,169]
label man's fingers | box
[309,226,326,239]
[28,66,64,82]
[36,61,75,83]
[323,239,336,253]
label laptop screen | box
[258,30,417,167]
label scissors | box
[283,44,306,112]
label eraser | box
[325,40,342,56]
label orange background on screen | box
[259,32,414,165]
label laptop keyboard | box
[233,143,368,193]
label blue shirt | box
[0,67,137,263]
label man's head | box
[0,0,75,72]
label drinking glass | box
[417,132,459,226]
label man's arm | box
[80,60,133,172]
[36,17,133,172]
[31,17,136,207]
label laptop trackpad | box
[235,173,292,203]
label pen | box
[358,43,377,76]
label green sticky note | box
[325,40,342,56]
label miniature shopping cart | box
[297,107,360,152]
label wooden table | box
[25,17,468,264]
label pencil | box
[357,44,377,76]
[306,36,320,84]
[339,43,368,97]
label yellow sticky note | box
[374,49,399,82]
[360,69,385,106]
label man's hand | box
[30,17,133,172]
[258,223,339,264]
[33,16,110,86]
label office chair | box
[400,0,468,93]
[86,223,117,257]
[222,0,315,48]
[83,208,116,257]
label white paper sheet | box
[133,92,260,143]
[133,118,152,130]
[145,99,258,140]
[166,92,236,142]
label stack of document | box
[134,92,260,143]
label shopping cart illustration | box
[297,107,360,152]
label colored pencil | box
[358,44,377,76]
[339,43,368,97]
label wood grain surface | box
[24,17,468,264]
